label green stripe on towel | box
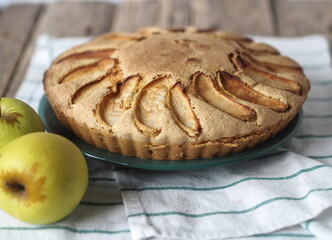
[127,187,332,218]
[121,164,328,192]
[295,134,332,139]
[89,177,116,182]
[253,233,315,238]
[309,155,332,159]
[79,201,123,207]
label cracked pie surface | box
[43,27,310,160]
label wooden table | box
[1,0,332,98]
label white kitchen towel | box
[1,34,330,240]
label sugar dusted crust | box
[43,27,310,160]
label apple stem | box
[5,181,25,193]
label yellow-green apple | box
[0,97,45,149]
[0,132,88,224]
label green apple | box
[0,132,88,224]
[0,97,45,150]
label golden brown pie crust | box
[43,27,310,160]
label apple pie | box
[43,27,310,160]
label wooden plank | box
[37,2,115,37]
[0,4,42,97]
[5,28,41,97]
[191,0,275,35]
[274,0,332,43]
[113,0,190,31]
[6,2,115,97]
[111,0,161,31]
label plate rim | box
[38,94,302,171]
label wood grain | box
[159,0,191,29]
[191,0,275,35]
[0,4,42,97]
[274,0,332,44]
[37,2,114,37]
[111,0,161,31]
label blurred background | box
[1,0,332,37]
[1,0,332,98]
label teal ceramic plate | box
[38,95,302,171]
